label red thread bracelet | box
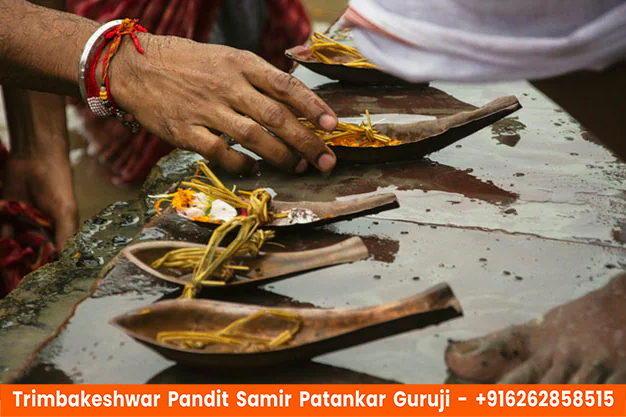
[83,19,147,132]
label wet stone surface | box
[0,197,148,382]
[2,67,626,384]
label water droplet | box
[112,236,132,247]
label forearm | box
[0,0,98,95]
[2,86,77,248]
[2,88,69,157]
[0,0,340,176]
[3,0,69,157]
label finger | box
[234,90,336,173]
[184,125,257,175]
[208,110,303,173]
[241,53,338,132]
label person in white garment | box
[347,0,626,384]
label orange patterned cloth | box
[0,144,57,298]
[68,0,311,185]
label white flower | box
[209,200,238,222]
[180,206,206,219]
[193,192,210,206]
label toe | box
[497,352,552,384]
[569,360,610,384]
[445,325,533,383]
[538,347,578,383]
[539,361,575,383]
[605,366,626,384]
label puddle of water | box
[291,69,626,245]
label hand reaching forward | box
[110,35,339,175]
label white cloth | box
[347,0,626,82]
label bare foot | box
[446,272,626,383]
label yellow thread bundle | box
[309,31,378,69]
[300,110,402,148]
[156,309,302,352]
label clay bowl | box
[330,95,523,163]
[286,45,422,86]
[110,283,462,368]
[123,237,369,291]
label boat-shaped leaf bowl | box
[123,237,369,290]
[164,192,399,229]
[110,283,462,368]
[329,95,522,163]
[268,193,398,227]
[286,45,420,86]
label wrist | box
[10,143,68,159]
[80,19,148,131]
[105,31,151,115]
[10,129,69,158]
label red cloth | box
[261,0,312,74]
[0,144,57,298]
[68,0,311,185]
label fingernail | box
[319,114,337,132]
[317,153,336,172]
[295,158,308,174]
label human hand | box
[2,153,78,249]
[2,89,77,249]
[111,35,339,175]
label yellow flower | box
[171,189,196,210]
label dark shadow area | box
[148,362,401,384]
